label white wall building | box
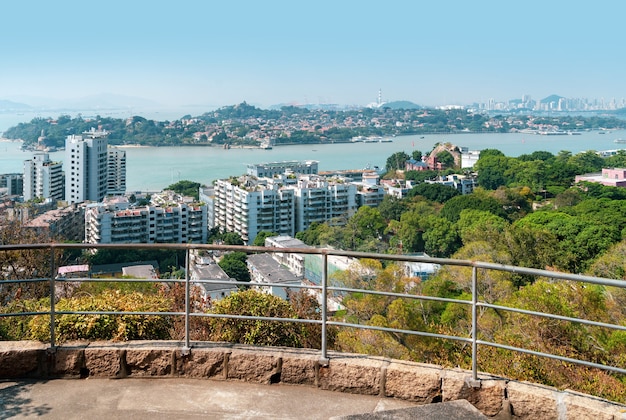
[65,132,109,204]
[212,174,358,245]
[246,160,318,177]
[107,147,126,196]
[23,153,63,201]
[85,197,207,244]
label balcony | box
[1,243,626,417]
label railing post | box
[470,266,479,386]
[320,252,329,365]
[49,246,56,350]
[183,247,191,355]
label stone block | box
[506,381,558,420]
[318,356,382,395]
[84,346,122,378]
[385,362,441,403]
[51,346,86,377]
[563,392,626,420]
[441,370,504,417]
[227,350,280,384]
[0,341,43,377]
[280,352,317,385]
[126,348,172,377]
[177,348,226,378]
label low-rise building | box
[246,253,302,300]
[575,168,626,187]
[190,252,237,304]
[24,203,86,241]
[425,174,477,195]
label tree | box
[207,289,310,347]
[165,180,202,200]
[218,252,250,284]
[221,232,244,245]
[441,193,507,223]
[474,155,513,190]
[436,150,455,168]
[377,195,409,222]
[252,231,278,246]
[411,150,423,161]
[385,151,410,172]
[0,221,66,302]
[408,183,460,203]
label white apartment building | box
[65,132,109,204]
[293,176,357,232]
[107,147,126,196]
[246,160,318,177]
[212,174,358,245]
[23,153,63,201]
[425,174,477,195]
[85,197,207,244]
[213,177,295,244]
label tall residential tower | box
[64,129,126,203]
[23,153,64,201]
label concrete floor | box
[0,378,422,420]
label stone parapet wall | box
[1,340,624,419]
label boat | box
[614,139,626,144]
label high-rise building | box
[0,173,24,197]
[65,131,109,204]
[85,196,207,244]
[213,177,295,244]
[107,147,126,196]
[211,174,358,244]
[23,153,64,201]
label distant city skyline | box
[1,1,625,110]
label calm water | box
[3,125,626,192]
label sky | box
[1,1,625,110]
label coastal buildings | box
[107,147,127,196]
[65,132,108,204]
[575,168,626,187]
[211,171,358,244]
[23,153,64,202]
[0,173,23,197]
[24,203,86,241]
[64,129,126,204]
[85,195,207,244]
[246,161,318,177]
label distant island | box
[4,102,626,150]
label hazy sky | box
[1,1,625,109]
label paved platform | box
[0,378,427,419]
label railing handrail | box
[1,242,625,381]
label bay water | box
[2,113,626,192]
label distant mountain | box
[540,94,564,104]
[0,99,32,111]
[382,101,422,110]
[2,93,161,111]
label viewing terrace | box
[1,243,626,419]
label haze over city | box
[1,1,625,111]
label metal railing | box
[1,242,626,381]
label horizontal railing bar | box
[0,311,49,318]
[328,285,471,306]
[480,302,626,332]
[0,277,50,284]
[56,311,184,317]
[327,320,473,344]
[477,339,626,375]
[190,312,322,325]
